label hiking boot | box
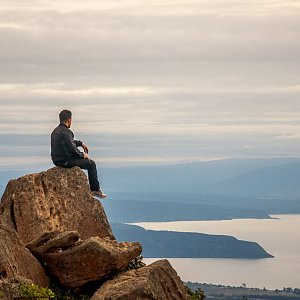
[92,190,107,199]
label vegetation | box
[50,284,90,300]
[185,284,206,300]
[20,284,56,299]
[127,255,146,270]
[19,283,90,300]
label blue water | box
[134,214,300,289]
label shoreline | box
[185,281,300,299]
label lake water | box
[133,214,300,289]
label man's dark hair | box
[59,109,72,123]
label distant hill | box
[103,198,270,223]
[206,163,300,197]
[102,188,300,223]
[102,158,300,197]
[111,223,273,259]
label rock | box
[0,276,33,300]
[0,225,49,287]
[91,260,188,300]
[0,166,114,244]
[0,167,188,299]
[27,231,142,289]
[27,231,80,255]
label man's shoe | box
[92,190,107,199]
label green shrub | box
[185,285,206,300]
[20,283,90,300]
[20,284,56,300]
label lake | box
[133,214,300,289]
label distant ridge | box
[208,162,300,197]
[103,198,270,223]
[112,223,274,259]
[102,158,300,197]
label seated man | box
[51,109,107,199]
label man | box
[51,109,107,199]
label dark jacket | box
[51,123,84,164]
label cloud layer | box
[0,0,300,167]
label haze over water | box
[136,214,300,289]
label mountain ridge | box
[111,223,274,259]
[207,162,300,197]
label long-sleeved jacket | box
[51,123,84,163]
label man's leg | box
[65,158,100,192]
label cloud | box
[0,3,299,80]
[0,0,299,166]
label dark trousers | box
[55,158,100,191]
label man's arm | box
[74,140,83,147]
[62,132,84,158]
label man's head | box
[59,109,72,128]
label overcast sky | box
[0,0,300,169]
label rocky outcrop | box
[91,260,188,300]
[0,167,188,299]
[0,167,114,243]
[0,225,49,287]
[27,230,142,289]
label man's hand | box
[82,144,89,154]
[83,152,90,160]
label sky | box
[0,0,300,169]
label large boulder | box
[0,167,114,244]
[91,260,188,300]
[27,231,142,289]
[0,225,49,287]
